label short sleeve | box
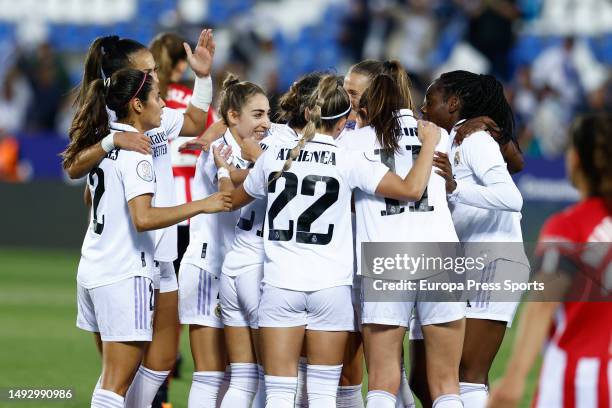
[121,151,155,201]
[161,107,185,141]
[344,150,389,194]
[243,148,270,200]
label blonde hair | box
[149,32,187,98]
[273,75,350,180]
[219,72,266,125]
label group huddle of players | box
[61,28,612,408]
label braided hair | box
[273,75,350,180]
[437,70,515,144]
[277,72,324,130]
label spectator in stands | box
[457,0,522,81]
[0,66,31,135]
[19,42,70,133]
[339,0,371,62]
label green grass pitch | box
[0,248,540,407]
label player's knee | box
[368,368,400,394]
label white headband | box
[321,105,352,120]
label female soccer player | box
[214,74,441,408]
[62,31,216,408]
[344,72,465,408]
[63,68,230,408]
[179,73,271,408]
[418,70,529,408]
[487,114,612,408]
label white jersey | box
[77,124,156,289]
[447,123,528,264]
[222,131,291,277]
[342,110,458,275]
[181,130,246,276]
[243,133,389,291]
[146,108,184,261]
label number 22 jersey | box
[77,124,156,289]
[243,133,389,291]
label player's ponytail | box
[362,74,404,152]
[149,32,187,98]
[438,70,516,144]
[381,60,414,111]
[570,114,612,199]
[63,69,154,169]
[278,72,324,130]
[219,72,266,126]
[274,75,350,180]
[74,35,147,110]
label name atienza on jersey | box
[243,133,390,292]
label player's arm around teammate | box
[65,29,216,180]
[418,71,528,408]
[216,76,441,407]
[63,69,229,408]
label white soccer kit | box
[243,133,389,329]
[446,123,529,326]
[179,129,244,327]
[342,109,464,328]
[76,123,156,340]
[220,131,291,329]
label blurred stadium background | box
[0,0,610,406]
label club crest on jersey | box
[454,150,461,166]
[215,303,222,318]
[137,160,154,182]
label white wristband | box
[217,167,230,180]
[191,75,213,111]
[101,133,115,153]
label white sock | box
[432,393,464,408]
[366,390,396,408]
[124,365,170,408]
[189,371,225,408]
[216,367,231,407]
[220,363,259,408]
[306,364,342,407]
[252,364,266,408]
[396,361,415,408]
[295,358,308,407]
[337,384,364,408]
[91,389,124,408]
[460,382,487,408]
[265,375,297,408]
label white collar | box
[395,108,414,117]
[311,133,337,146]
[109,121,139,133]
[452,119,467,132]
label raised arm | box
[179,29,216,137]
[374,120,440,201]
[127,191,231,232]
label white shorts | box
[465,259,529,327]
[408,302,466,340]
[361,275,465,328]
[76,276,154,342]
[178,263,223,328]
[258,284,355,331]
[219,266,263,329]
[153,261,179,293]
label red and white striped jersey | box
[166,82,218,226]
[534,197,612,407]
